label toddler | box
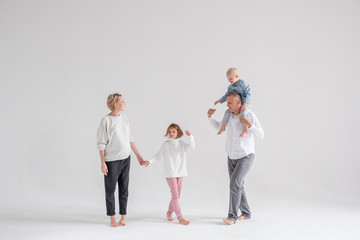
[214,67,251,137]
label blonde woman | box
[97,93,145,227]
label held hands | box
[139,156,150,167]
[137,154,145,166]
[207,108,216,118]
[101,163,108,176]
[239,117,252,128]
[142,161,150,167]
[214,100,221,105]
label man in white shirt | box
[208,91,264,225]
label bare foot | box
[239,127,247,137]
[179,218,190,225]
[167,214,174,221]
[223,218,234,225]
[110,216,118,227]
[217,123,226,135]
[119,215,126,226]
[237,215,249,221]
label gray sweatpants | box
[227,153,255,222]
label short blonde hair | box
[107,93,122,111]
[226,67,239,76]
[164,123,184,139]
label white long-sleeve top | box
[209,110,264,159]
[96,114,134,162]
[149,135,195,178]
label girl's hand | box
[185,130,191,136]
[214,100,220,105]
[142,161,150,167]
[101,163,108,176]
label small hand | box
[101,163,108,176]
[207,108,216,118]
[214,100,220,105]
[239,117,252,128]
[142,161,150,167]
[185,130,191,136]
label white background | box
[1,0,360,239]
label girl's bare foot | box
[167,214,174,221]
[237,215,249,221]
[119,215,126,226]
[223,218,234,225]
[179,218,190,225]
[110,216,118,227]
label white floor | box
[1,200,360,240]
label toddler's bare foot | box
[237,215,249,221]
[179,218,190,225]
[223,218,234,225]
[110,216,118,227]
[217,123,226,135]
[119,215,126,226]
[167,214,173,221]
[239,127,248,137]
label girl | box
[143,123,195,225]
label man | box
[208,91,264,225]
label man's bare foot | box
[167,214,173,221]
[217,123,226,135]
[110,216,118,227]
[237,215,249,221]
[119,215,126,226]
[223,218,234,225]
[179,218,190,225]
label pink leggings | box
[166,177,183,220]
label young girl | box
[143,123,195,225]
[96,93,145,227]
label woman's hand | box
[101,162,108,176]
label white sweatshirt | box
[96,114,134,162]
[149,135,195,178]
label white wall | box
[1,0,359,211]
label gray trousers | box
[222,105,250,128]
[227,153,255,222]
[104,156,130,216]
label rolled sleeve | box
[209,115,221,131]
[184,135,195,151]
[247,113,264,140]
[96,119,108,150]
